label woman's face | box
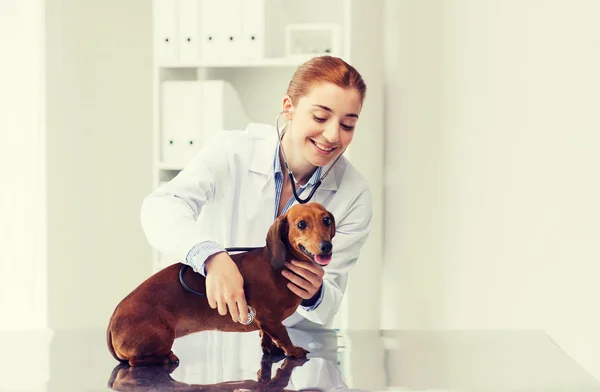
[283,83,362,168]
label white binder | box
[217,0,243,62]
[153,0,179,65]
[178,0,201,65]
[199,0,221,63]
[161,81,202,167]
[241,0,266,61]
[160,80,251,167]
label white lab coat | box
[140,122,373,329]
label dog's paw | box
[283,356,310,368]
[162,352,179,367]
[285,346,309,358]
[262,345,285,356]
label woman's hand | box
[205,252,250,323]
[281,260,325,302]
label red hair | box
[286,56,367,105]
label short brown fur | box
[107,202,336,366]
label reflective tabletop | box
[1,327,599,391]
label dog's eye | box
[323,216,331,226]
[297,221,307,230]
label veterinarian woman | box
[140,55,372,330]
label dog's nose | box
[319,241,332,254]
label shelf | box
[158,54,325,69]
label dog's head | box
[266,203,336,269]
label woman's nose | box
[322,122,340,144]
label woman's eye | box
[341,124,355,131]
[297,221,307,229]
[313,116,327,123]
[323,217,331,226]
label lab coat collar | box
[247,123,338,191]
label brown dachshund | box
[107,202,336,367]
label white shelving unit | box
[150,0,384,330]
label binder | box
[199,0,221,63]
[153,0,179,65]
[178,0,201,65]
[241,0,266,61]
[160,81,202,167]
[217,0,243,62]
[160,80,251,167]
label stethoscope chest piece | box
[238,305,256,325]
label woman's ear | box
[282,96,294,120]
[266,214,289,270]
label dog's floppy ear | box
[328,213,336,238]
[266,214,289,270]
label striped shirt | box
[185,145,324,309]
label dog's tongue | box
[315,254,332,266]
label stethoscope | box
[275,110,346,204]
[178,111,346,325]
[178,247,260,325]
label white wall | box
[0,0,47,331]
[45,0,153,329]
[382,0,600,380]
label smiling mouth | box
[310,139,338,153]
[299,244,332,266]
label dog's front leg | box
[259,329,285,356]
[257,319,309,358]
